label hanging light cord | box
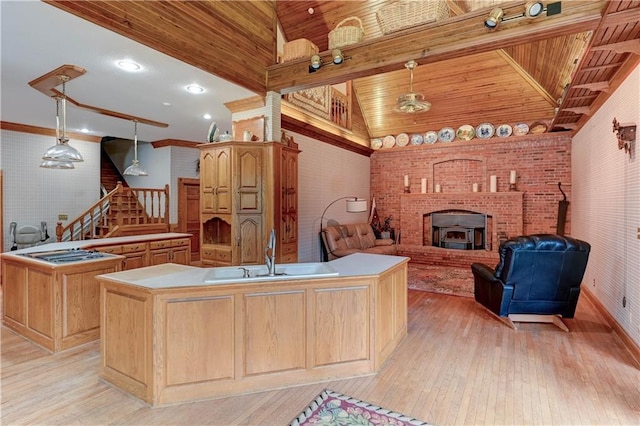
[59,75,70,143]
[133,120,139,161]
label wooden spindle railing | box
[56,182,170,241]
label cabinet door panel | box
[214,148,231,213]
[236,148,262,213]
[237,215,262,265]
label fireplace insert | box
[432,213,486,250]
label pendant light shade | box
[41,76,84,166]
[123,120,148,176]
[39,159,75,169]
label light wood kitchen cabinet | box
[2,255,122,352]
[92,234,192,269]
[199,142,299,267]
[200,146,231,214]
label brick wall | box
[370,133,572,265]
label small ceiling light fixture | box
[308,50,351,73]
[525,1,544,17]
[310,54,322,70]
[116,60,142,72]
[484,7,504,28]
[41,75,84,167]
[123,120,148,176]
[203,113,212,120]
[332,49,344,65]
[485,2,561,29]
[185,84,205,94]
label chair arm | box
[471,263,514,317]
[374,238,394,246]
[471,263,496,282]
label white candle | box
[490,175,497,192]
[510,170,517,184]
[421,178,427,193]
[435,184,441,193]
[404,174,409,187]
[473,183,478,192]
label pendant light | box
[41,75,84,164]
[40,97,75,169]
[123,120,148,176]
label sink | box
[204,262,339,284]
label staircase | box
[56,182,170,242]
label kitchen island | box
[96,253,409,405]
[1,233,191,352]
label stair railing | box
[56,182,170,241]
[56,182,123,242]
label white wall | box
[0,130,100,251]
[572,65,640,346]
[121,143,199,224]
[294,132,371,262]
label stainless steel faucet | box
[265,228,276,276]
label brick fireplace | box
[398,192,523,266]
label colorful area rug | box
[407,263,475,298]
[290,389,431,426]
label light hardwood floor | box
[2,290,640,425]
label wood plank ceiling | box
[48,0,640,144]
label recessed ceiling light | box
[79,128,90,133]
[116,60,142,72]
[162,102,172,106]
[203,113,212,120]
[185,84,205,94]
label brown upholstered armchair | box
[471,234,591,331]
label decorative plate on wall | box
[371,138,383,149]
[438,127,455,143]
[530,121,548,134]
[207,121,219,143]
[424,131,438,144]
[496,124,513,138]
[513,123,530,136]
[382,135,396,148]
[396,133,410,146]
[410,133,424,145]
[456,125,475,141]
[476,123,495,139]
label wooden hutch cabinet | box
[199,141,299,267]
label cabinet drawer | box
[150,240,170,250]
[95,245,122,254]
[201,248,216,260]
[171,238,190,248]
[122,242,147,254]
[280,253,297,264]
[215,249,231,262]
[281,243,296,254]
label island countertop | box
[97,253,410,289]
[2,232,192,257]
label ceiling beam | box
[267,1,605,93]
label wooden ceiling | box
[48,0,640,144]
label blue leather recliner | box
[471,234,591,330]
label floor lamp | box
[319,196,368,262]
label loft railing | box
[284,84,352,129]
[56,181,169,242]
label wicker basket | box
[282,38,319,62]
[328,16,365,50]
[468,0,509,11]
[376,0,449,35]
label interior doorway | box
[177,177,200,262]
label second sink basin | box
[204,262,339,284]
